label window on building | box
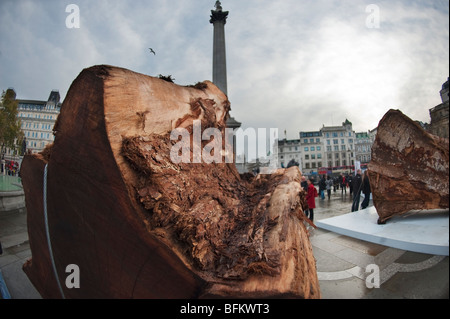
[305,155,310,160]
[327,146,332,152]
[305,163,310,169]
[334,146,339,151]
[311,146,315,151]
[310,138,314,143]
[311,154,316,159]
[304,139,308,143]
[304,147,309,151]
[333,133,338,137]
[341,145,346,151]
[317,153,322,159]
[333,139,338,145]
[317,146,321,151]
[312,162,316,168]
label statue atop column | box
[215,1,223,11]
[210,0,228,23]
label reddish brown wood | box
[21,65,320,299]
[368,109,449,223]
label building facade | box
[299,131,323,175]
[17,90,61,154]
[428,77,449,139]
[355,132,372,167]
[278,120,358,177]
[278,139,301,169]
[319,119,356,175]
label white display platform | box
[316,207,449,256]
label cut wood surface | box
[368,109,449,223]
[21,65,320,299]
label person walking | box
[351,169,363,212]
[306,178,318,222]
[361,170,372,209]
[301,176,308,192]
[325,175,333,200]
[319,175,326,200]
[348,174,353,196]
[340,173,346,195]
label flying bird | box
[149,48,156,55]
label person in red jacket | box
[306,178,318,222]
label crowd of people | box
[1,157,20,176]
[301,169,372,223]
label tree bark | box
[21,65,320,299]
[368,109,449,224]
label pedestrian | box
[351,169,363,212]
[306,178,318,222]
[1,156,4,175]
[361,170,372,209]
[326,175,333,200]
[301,176,308,192]
[340,173,346,194]
[319,175,326,200]
[348,174,353,196]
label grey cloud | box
[0,0,447,136]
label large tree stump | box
[21,65,321,299]
[368,109,449,224]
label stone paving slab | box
[0,192,448,299]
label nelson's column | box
[210,1,241,133]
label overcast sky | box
[0,0,448,139]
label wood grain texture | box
[21,65,320,299]
[368,109,449,223]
